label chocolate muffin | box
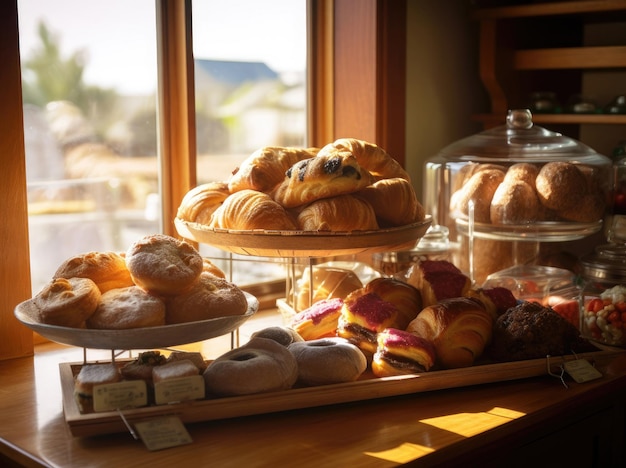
[489,301,596,361]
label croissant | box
[317,138,410,182]
[176,181,230,224]
[208,189,297,230]
[272,152,374,208]
[296,194,379,231]
[355,177,425,227]
[228,146,319,194]
[406,297,493,369]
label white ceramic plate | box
[14,292,258,350]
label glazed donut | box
[250,326,304,347]
[165,273,248,324]
[290,297,344,340]
[33,277,101,328]
[288,337,367,386]
[176,181,230,225]
[125,234,203,296]
[317,138,410,182]
[87,286,166,329]
[53,251,134,293]
[203,337,299,396]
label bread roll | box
[87,286,166,329]
[228,146,318,193]
[271,152,374,208]
[406,297,493,369]
[489,179,539,224]
[176,181,230,225]
[33,277,101,327]
[209,189,297,230]
[165,273,248,324]
[53,251,134,293]
[317,138,410,182]
[356,177,425,227]
[125,234,203,296]
[295,195,379,232]
[503,162,539,187]
[450,168,505,223]
[535,162,585,212]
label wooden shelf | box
[472,0,626,20]
[515,46,626,70]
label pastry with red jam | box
[372,328,436,377]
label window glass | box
[18,0,159,294]
[191,0,308,286]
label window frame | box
[0,0,407,359]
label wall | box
[404,0,488,200]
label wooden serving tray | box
[174,216,432,257]
[60,347,625,437]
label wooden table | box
[2,311,626,467]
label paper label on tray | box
[154,375,205,404]
[134,416,193,451]
[93,380,148,412]
[563,359,603,383]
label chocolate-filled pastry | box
[372,328,436,377]
[272,152,374,208]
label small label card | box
[154,375,205,405]
[134,416,193,451]
[93,380,148,412]
[563,359,603,383]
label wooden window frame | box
[0,0,407,360]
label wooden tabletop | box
[2,311,626,467]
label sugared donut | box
[87,286,166,329]
[203,337,298,396]
[125,234,203,296]
[288,337,367,386]
[250,326,304,347]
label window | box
[18,0,307,293]
[1,0,407,359]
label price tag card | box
[93,380,147,412]
[563,359,603,383]
[134,416,193,451]
[154,375,205,405]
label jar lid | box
[435,109,607,164]
[581,243,626,281]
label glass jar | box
[423,109,612,284]
[580,243,626,347]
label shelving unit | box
[471,0,626,156]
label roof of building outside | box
[195,59,279,86]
